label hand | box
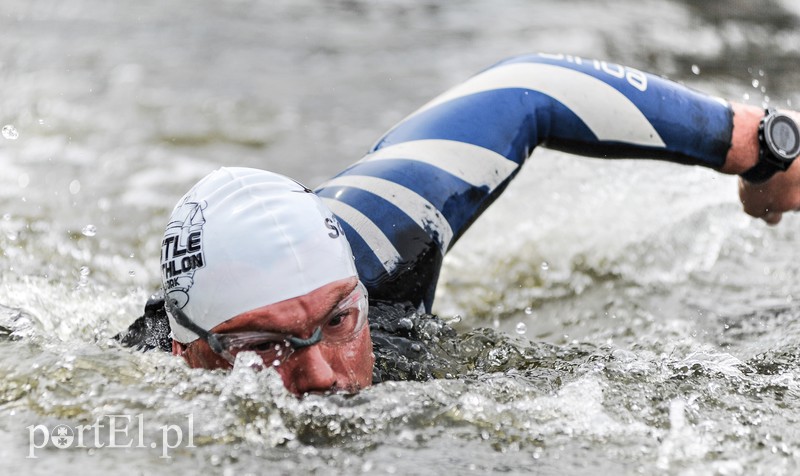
[739,165,800,225]
[731,106,800,225]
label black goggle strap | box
[286,326,323,349]
[166,298,227,356]
[167,297,323,356]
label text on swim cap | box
[162,232,205,280]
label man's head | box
[161,167,374,394]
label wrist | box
[720,103,763,174]
[739,108,800,183]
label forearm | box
[721,103,763,174]
[372,54,735,169]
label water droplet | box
[742,92,750,100]
[487,347,508,365]
[752,79,760,88]
[81,224,96,237]
[129,252,135,258]
[2,214,10,221]
[272,359,281,367]
[128,270,136,277]
[524,306,533,315]
[80,266,90,276]
[540,261,549,270]
[515,322,527,334]
[69,179,81,195]
[2,125,18,140]
[6,231,18,241]
[691,64,700,75]
[38,119,45,125]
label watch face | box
[766,114,800,160]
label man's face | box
[173,277,374,395]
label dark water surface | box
[2,0,800,474]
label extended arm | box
[315,54,797,311]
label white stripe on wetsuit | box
[323,175,453,251]
[322,198,402,270]
[322,139,518,273]
[361,139,519,189]
[407,62,666,147]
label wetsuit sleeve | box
[315,53,734,312]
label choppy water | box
[3,0,800,474]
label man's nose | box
[285,345,337,395]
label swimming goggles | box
[166,281,369,366]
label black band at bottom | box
[740,159,780,184]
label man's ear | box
[172,339,187,356]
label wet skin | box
[172,277,375,396]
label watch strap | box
[740,156,780,183]
[740,109,783,184]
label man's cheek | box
[346,331,374,386]
[184,345,228,370]
[344,330,372,364]
[329,333,371,368]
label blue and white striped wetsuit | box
[315,53,733,312]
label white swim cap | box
[161,167,358,344]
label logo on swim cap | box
[163,167,358,344]
[161,198,207,310]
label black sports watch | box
[740,108,800,184]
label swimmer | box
[118,53,800,395]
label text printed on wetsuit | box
[538,53,648,92]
